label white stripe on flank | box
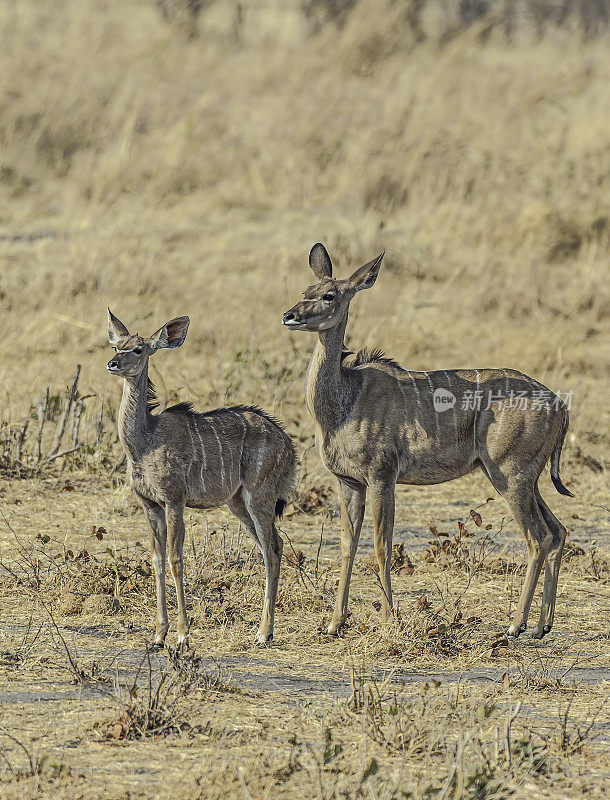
[503,369,510,397]
[272,429,285,483]
[496,370,509,433]
[443,370,459,439]
[408,372,422,408]
[191,418,207,490]
[219,415,236,489]
[228,409,247,437]
[473,370,481,452]
[186,422,199,492]
[257,426,267,476]
[186,421,197,460]
[205,417,226,490]
[426,373,441,444]
[228,410,248,482]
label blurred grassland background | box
[0,0,609,478]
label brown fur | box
[107,309,296,646]
[283,244,572,640]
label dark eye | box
[134,346,143,355]
[323,293,335,302]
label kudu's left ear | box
[347,251,385,292]
[149,316,190,351]
[309,243,333,280]
[108,308,130,345]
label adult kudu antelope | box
[106,310,296,647]
[282,244,573,640]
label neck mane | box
[118,364,155,461]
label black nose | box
[283,311,298,324]
[108,360,118,369]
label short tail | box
[550,408,574,497]
[275,497,287,519]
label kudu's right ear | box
[309,243,333,280]
[149,316,190,351]
[107,308,130,345]
[347,251,385,293]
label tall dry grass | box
[0,0,608,474]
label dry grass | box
[0,1,609,798]
[0,472,608,798]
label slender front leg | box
[327,479,366,635]
[369,479,396,622]
[165,503,189,647]
[139,496,169,648]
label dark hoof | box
[326,620,345,637]
[149,641,164,653]
[532,624,552,640]
[507,623,526,639]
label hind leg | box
[231,488,283,643]
[532,486,567,638]
[506,495,552,637]
[228,488,262,549]
[370,478,396,623]
[482,464,553,637]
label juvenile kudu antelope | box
[282,244,572,640]
[106,310,296,647]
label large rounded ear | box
[107,308,130,345]
[347,251,385,293]
[309,243,333,280]
[148,316,190,351]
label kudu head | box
[282,243,385,332]
[106,308,190,378]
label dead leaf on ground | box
[470,509,483,527]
